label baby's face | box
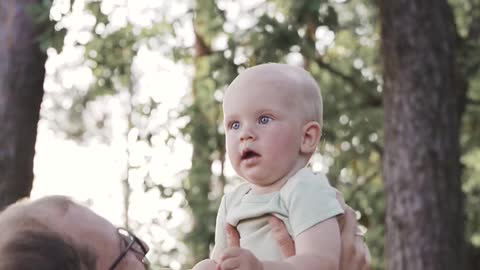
[223,72,307,193]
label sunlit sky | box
[33,0,192,213]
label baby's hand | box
[216,247,263,270]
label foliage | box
[28,0,68,52]
[463,149,480,247]
[451,0,480,259]
[177,0,235,265]
[42,0,184,268]
[42,0,480,269]
[172,0,480,269]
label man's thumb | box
[226,223,240,248]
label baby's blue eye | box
[231,122,240,129]
[259,116,272,125]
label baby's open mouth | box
[241,150,260,160]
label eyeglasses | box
[109,228,150,270]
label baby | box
[194,63,343,270]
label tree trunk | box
[0,0,46,209]
[380,1,464,269]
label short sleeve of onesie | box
[280,169,344,237]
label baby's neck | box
[249,178,289,194]
[249,164,307,194]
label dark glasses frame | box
[108,227,149,270]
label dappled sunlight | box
[1,0,475,269]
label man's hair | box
[0,229,96,270]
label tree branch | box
[466,60,480,77]
[314,57,359,88]
[314,58,383,108]
[466,3,480,42]
[467,97,480,106]
[193,23,212,57]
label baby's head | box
[224,63,323,128]
[223,63,323,192]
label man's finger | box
[335,189,347,230]
[226,224,240,248]
[361,242,372,270]
[220,247,242,261]
[334,188,346,206]
[341,205,358,236]
[268,215,295,258]
[219,257,240,270]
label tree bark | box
[380,1,464,269]
[0,0,46,209]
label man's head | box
[223,63,323,192]
[0,196,149,270]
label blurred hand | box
[336,190,371,270]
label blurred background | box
[1,0,479,269]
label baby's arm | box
[282,217,340,270]
[218,217,340,270]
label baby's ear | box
[300,121,321,154]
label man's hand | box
[338,204,371,270]
[217,247,263,270]
[335,190,371,270]
[268,216,295,258]
[226,223,240,248]
[216,224,263,270]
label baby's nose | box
[240,126,255,141]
